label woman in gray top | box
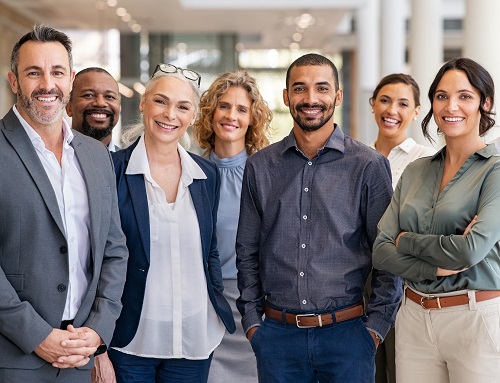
[193,71,272,383]
[373,58,500,383]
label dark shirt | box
[236,126,402,338]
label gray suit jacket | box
[0,108,128,370]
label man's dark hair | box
[285,53,339,91]
[10,24,73,76]
[70,67,117,100]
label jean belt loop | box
[281,308,287,325]
[468,290,477,311]
[330,308,337,324]
[403,285,408,305]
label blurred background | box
[1,0,499,149]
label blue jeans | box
[250,314,376,383]
[108,348,213,383]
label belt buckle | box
[295,313,321,328]
[420,295,441,309]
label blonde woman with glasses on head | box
[102,64,235,383]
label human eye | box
[153,98,166,105]
[238,107,249,114]
[400,102,409,108]
[105,94,117,100]
[318,86,330,92]
[178,104,192,111]
[82,93,95,99]
[379,97,389,104]
[435,93,447,100]
[52,70,65,77]
[218,103,229,110]
[460,93,473,99]
[293,86,305,92]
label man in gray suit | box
[0,25,128,383]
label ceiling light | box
[116,7,127,17]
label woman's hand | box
[463,215,478,236]
[395,231,407,247]
[436,267,466,277]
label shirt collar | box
[281,124,345,157]
[396,137,417,154]
[13,104,74,147]
[430,143,499,162]
[369,137,417,155]
[126,134,207,186]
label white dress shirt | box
[14,105,91,321]
[370,137,436,189]
[117,135,225,359]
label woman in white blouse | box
[370,73,436,190]
[104,64,235,383]
[368,73,435,383]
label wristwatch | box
[94,344,107,356]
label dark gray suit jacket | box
[0,108,128,370]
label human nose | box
[225,106,237,120]
[303,89,318,104]
[163,104,176,119]
[445,97,459,112]
[39,72,56,91]
[387,102,398,115]
[93,94,107,107]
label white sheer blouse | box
[116,135,225,359]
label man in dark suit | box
[0,25,128,383]
[66,67,121,152]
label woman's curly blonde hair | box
[193,71,272,155]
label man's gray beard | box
[18,89,68,126]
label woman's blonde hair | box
[193,71,272,155]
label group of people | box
[0,24,499,383]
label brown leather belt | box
[405,288,500,310]
[264,302,364,328]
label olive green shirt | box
[373,144,500,294]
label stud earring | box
[371,110,374,113]
[414,117,417,121]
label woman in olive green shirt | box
[373,58,500,383]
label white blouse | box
[370,137,436,190]
[116,135,225,359]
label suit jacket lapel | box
[71,134,100,263]
[121,143,151,263]
[1,109,66,237]
[189,179,208,261]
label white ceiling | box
[0,0,363,52]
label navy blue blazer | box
[110,138,235,348]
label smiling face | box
[66,71,120,143]
[432,69,490,141]
[212,86,252,152]
[8,41,74,130]
[140,75,197,147]
[283,65,342,133]
[372,82,420,143]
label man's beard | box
[292,102,335,132]
[81,112,115,141]
[18,88,68,125]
